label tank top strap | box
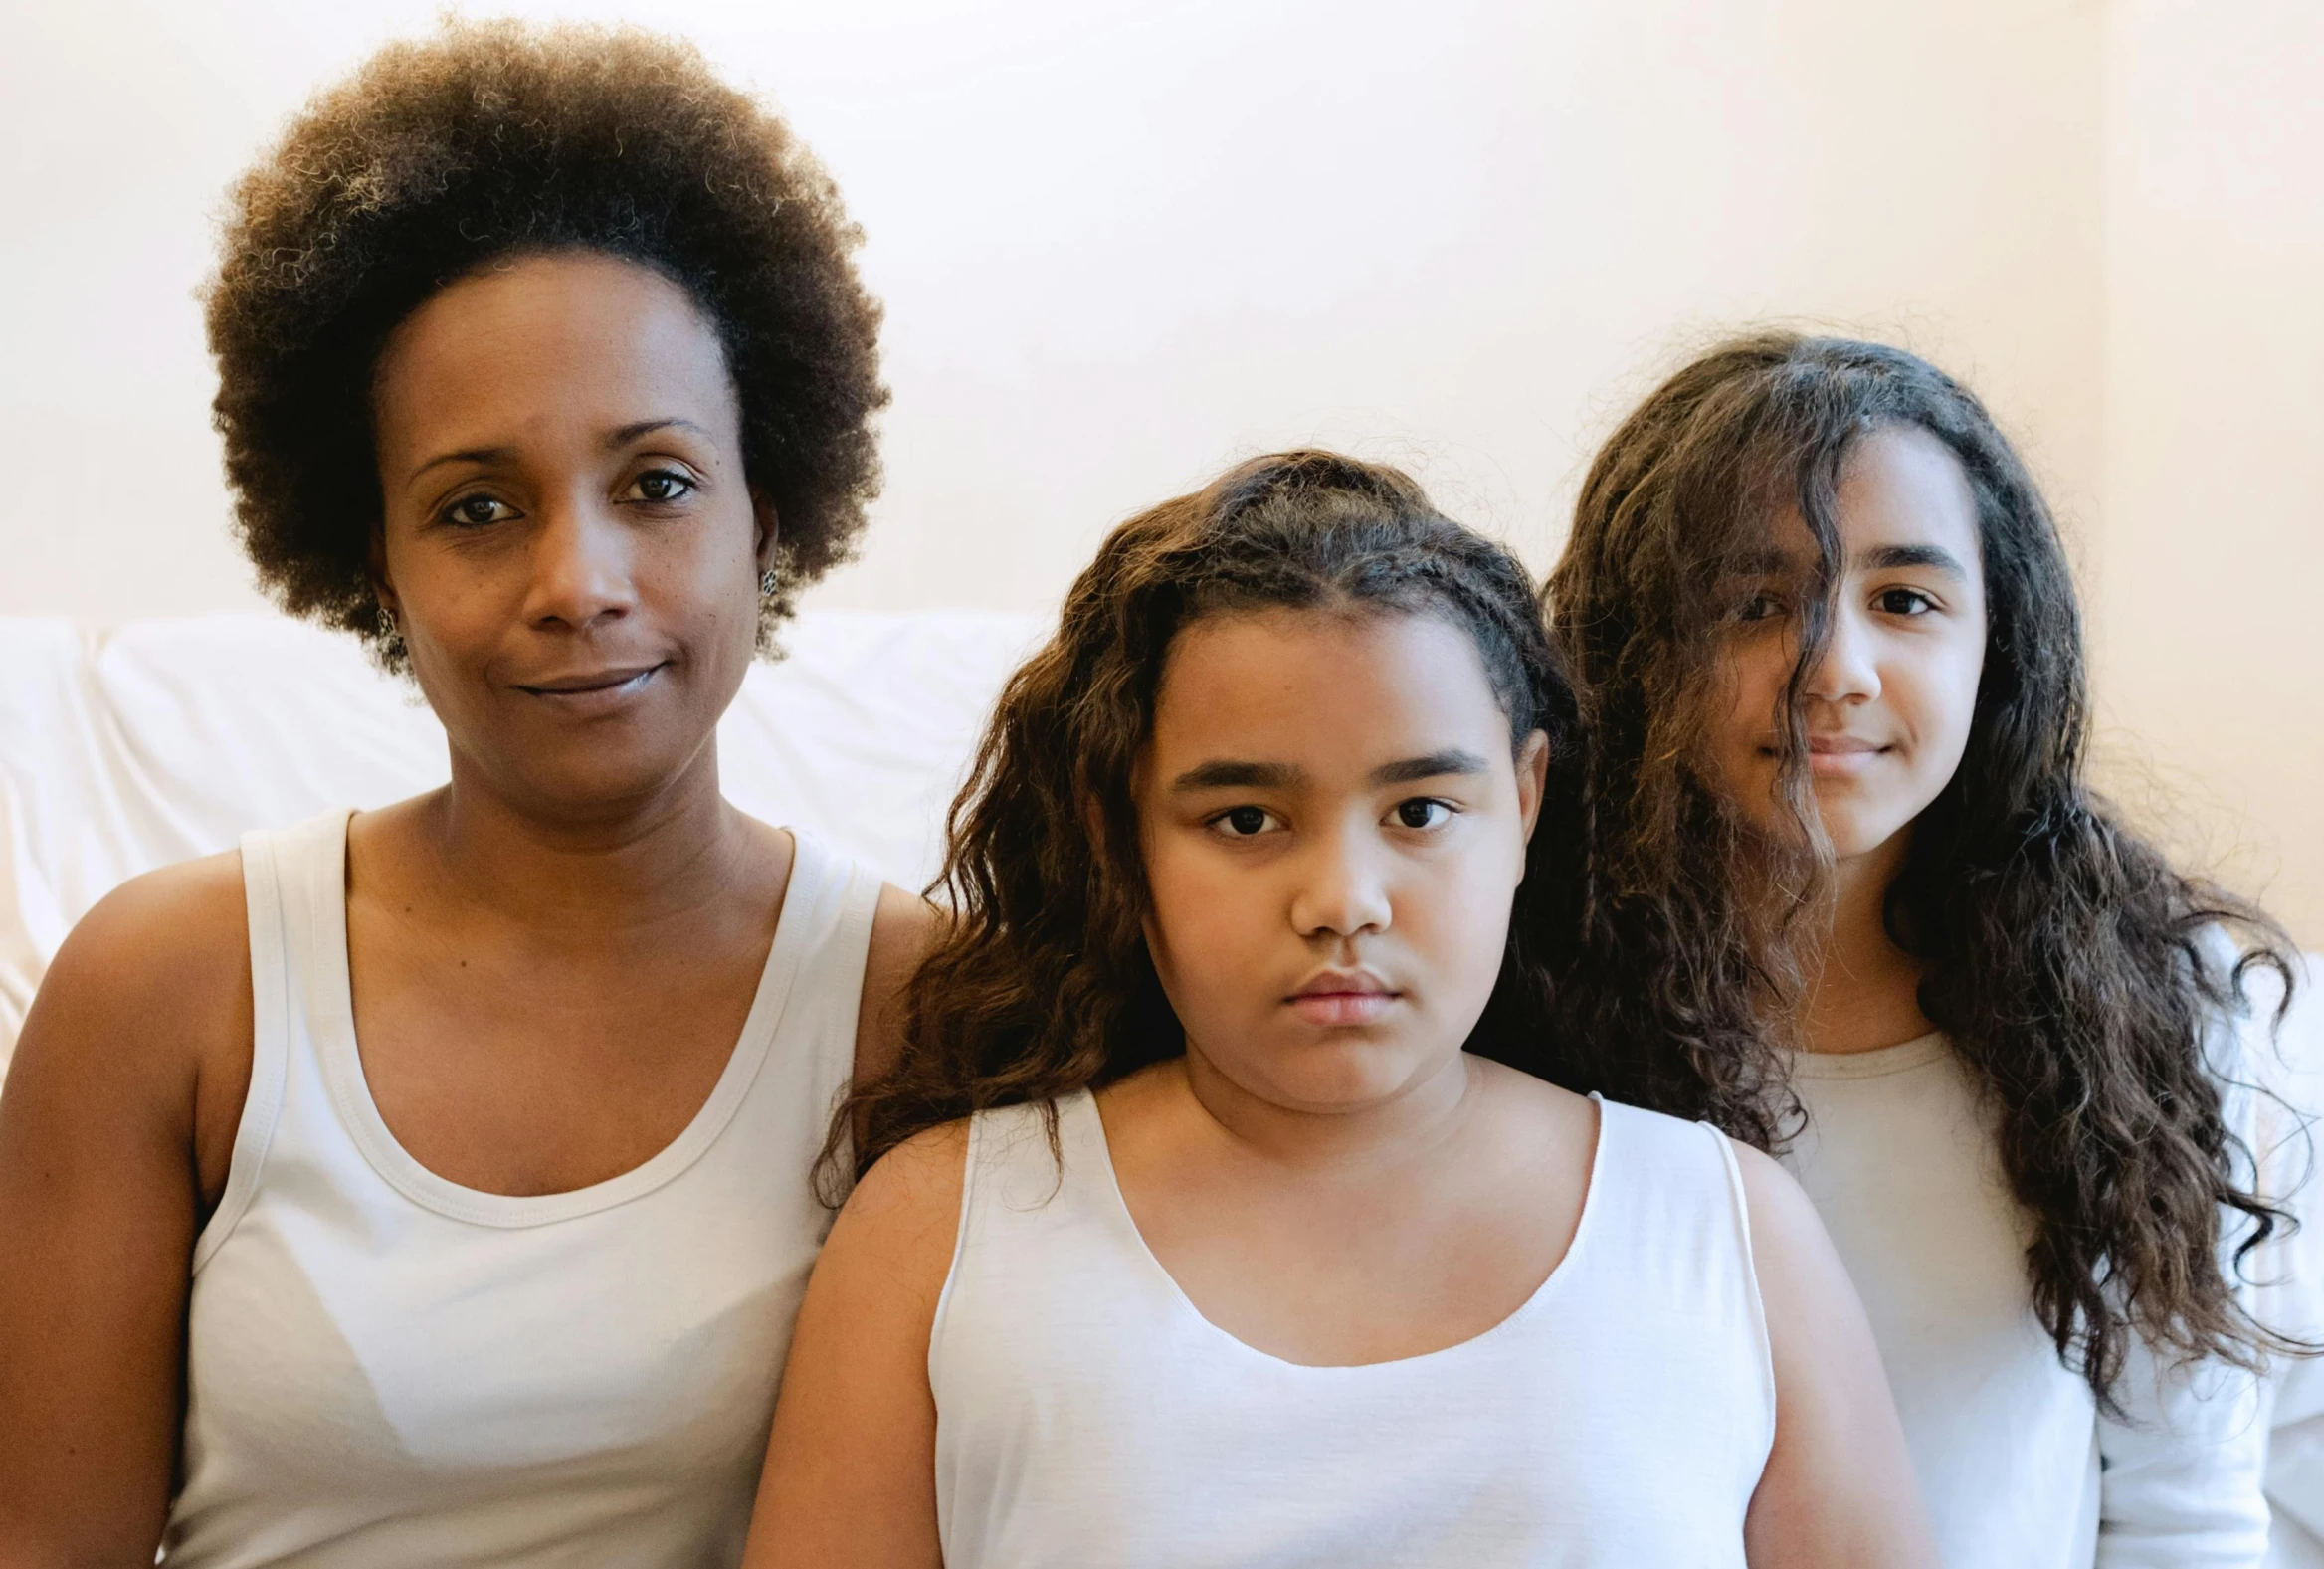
[730,828,884,1189]
[1574,1099,1776,1432]
[195,807,353,1270]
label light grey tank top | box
[164,809,878,1566]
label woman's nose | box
[522,498,638,633]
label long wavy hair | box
[1547,331,2303,1407]
[834,451,1587,1179]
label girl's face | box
[371,250,774,820]
[1711,425,1989,864]
[1134,607,1549,1113]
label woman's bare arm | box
[742,1122,966,1569]
[0,854,251,1563]
[1738,1142,1938,1568]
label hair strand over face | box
[1546,331,2311,1409]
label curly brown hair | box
[204,18,886,661]
[1547,331,2305,1409]
[832,451,1589,1181]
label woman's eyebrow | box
[605,416,711,448]
[1857,543,1970,578]
[408,445,515,486]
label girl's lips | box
[1287,992,1398,1027]
[1758,737,1892,776]
[1806,737,1889,777]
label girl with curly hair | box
[0,21,928,1564]
[1544,332,2307,1567]
[741,451,1936,1568]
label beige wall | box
[0,1,2311,934]
[2095,0,2324,941]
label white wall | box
[2,0,2313,936]
[0,0,2103,615]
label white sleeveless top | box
[931,1089,1778,1569]
[162,809,880,1567]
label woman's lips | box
[513,663,667,716]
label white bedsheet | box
[0,609,1043,1066]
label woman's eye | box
[1212,806,1276,839]
[1736,592,1785,623]
[1392,799,1452,831]
[626,469,696,504]
[1876,587,1936,616]
[443,493,513,528]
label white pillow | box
[0,608,1043,1068]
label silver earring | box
[758,568,778,598]
[376,605,399,640]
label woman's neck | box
[416,741,756,936]
[1799,829,1936,1056]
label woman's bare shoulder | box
[4,852,252,1175]
[27,852,250,1053]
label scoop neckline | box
[311,811,820,1229]
[1071,1085,1609,1372]
[1786,1029,1950,1080]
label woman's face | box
[1134,607,1549,1113]
[1710,424,1990,865]
[371,250,772,820]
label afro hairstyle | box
[205,18,886,662]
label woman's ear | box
[368,532,402,624]
[752,489,781,575]
[1515,729,1551,844]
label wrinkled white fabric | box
[1783,983,2314,1569]
[0,609,1041,1066]
[2245,957,2324,1569]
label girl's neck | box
[1799,829,1936,1056]
[1176,1045,1478,1173]
[415,741,757,936]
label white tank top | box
[931,1089,1778,1569]
[163,809,879,1567]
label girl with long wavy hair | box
[741,451,1935,1567]
[1545,332,2307,1567]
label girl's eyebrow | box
[1372,749,1488,785]
[1858,543,1969,579]
[1173,759,1299,792]
[1170,750,1486,793]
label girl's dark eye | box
[1221,806,1270,837]
[445,494,512,528]
[1877,588,1935,616]
[627,470,695,504]
[1736,592,1784,623]
[1395,799,1452,830]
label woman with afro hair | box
[0,20,931,1564]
